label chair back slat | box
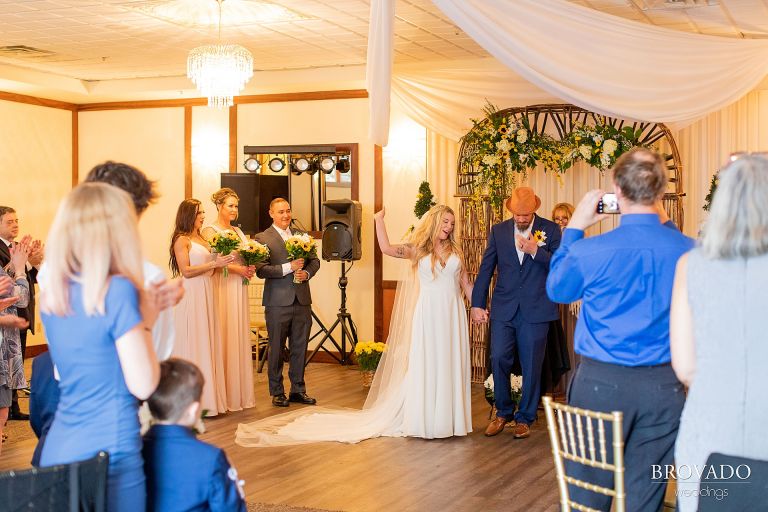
[542,397,624,512]
[586,417,596,463]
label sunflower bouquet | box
[285,233,317,284]
[209,230,241,278]
[238,239,270,285]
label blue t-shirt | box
[40,276,143,465]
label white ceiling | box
[0,0,766,102]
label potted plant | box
[354,341,386,388]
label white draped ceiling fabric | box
[369,0,768,145]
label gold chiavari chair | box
[542,396,625,512]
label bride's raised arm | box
[374,208,413,259]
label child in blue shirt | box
[143,358,246,512]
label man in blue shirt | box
[547,148,694,512]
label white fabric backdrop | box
[366,0,395,146]
[369,0,768,144]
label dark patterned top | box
[0,266,29,390]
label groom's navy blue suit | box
[472,214,561,424]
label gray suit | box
[255,226,321,396]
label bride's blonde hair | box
[41,183,144,317]
[407,205,463,277]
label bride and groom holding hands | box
[236,186,560,446]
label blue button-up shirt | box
[546,214,694,366]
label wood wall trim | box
[74,90,368,112]
[383,280,397,289]
[72,111,79,186]
[77,98,207,111]
[234,89,368,105]
[229,105,237,173]
[184,106,192,198]
[0,91,77,111]
[374,144,383,343]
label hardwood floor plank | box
[0,363,561,511]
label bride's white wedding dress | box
[235,254,472,446]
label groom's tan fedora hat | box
[505,187,541,215]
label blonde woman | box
[201,188,255,411]
[39,183,160,512]
[170,198,233,416]
[235,204,473,446]
[551,202,575,232]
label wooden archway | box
[456,104,685,383]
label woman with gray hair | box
[670,153,768,511]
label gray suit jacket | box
[255,226,320,307]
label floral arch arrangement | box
[457,103,685,383]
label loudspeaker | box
[322,199,362,261]
[221,173,289,235]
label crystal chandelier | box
[187,0,253,108]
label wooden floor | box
[0,363,561,512]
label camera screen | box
[598,193,620,214]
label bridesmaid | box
[202,188,256,411]
[170,199,233,416]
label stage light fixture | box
[336,158,351,173]
[243,156,260,173]
[268,157,285,173]
[319,156,336,174]
[305,160,319,175]
[292,156,311,174]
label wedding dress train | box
[235,255,472,447]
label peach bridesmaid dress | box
[172,239,227,415]
[209,225,256,411]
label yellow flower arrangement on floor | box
[354,341,387,372]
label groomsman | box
[471,187,561,439]
[255,198,320,407]
[0,206,42,421]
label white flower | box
[603,139,618,155]
[496,139,511,152]
[516,129,528,144]
[593,134,603,145]
[533,230,547,247]
[579,145,592,160]
[484,374,494,391]
[482,154,500,167]
[518,153,528,163]
[510,374,523,392]
[600,152,612,169]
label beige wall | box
[238,99,375,345]
[78,108,186,272]
[0,99,72,345]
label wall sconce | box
[244,156,260,173]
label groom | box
[471,187,561,439]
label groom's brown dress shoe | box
[289,392,317,405]
[512,423,530,439]
[485,416,508,437]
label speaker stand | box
[305,261,358,366]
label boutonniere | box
[532,230,547,247]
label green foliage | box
[414,181,436,219]
[703,173,719,211]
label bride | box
[236,205,473,446]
